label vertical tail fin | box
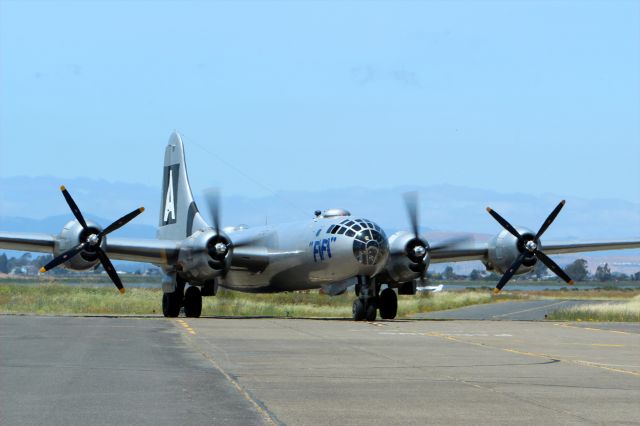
[157,132,209,240]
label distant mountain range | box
[1,176,638,242]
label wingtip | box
[119,288,126,294]
[39,267,46,273]
[60,185,66,191]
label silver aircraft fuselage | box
[222,215,389,292]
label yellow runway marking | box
[176,319,197,335]
[426,331,640,377]
[555,323,635,336]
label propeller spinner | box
[39,186,144,293]
[486,200,574,293]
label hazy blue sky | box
[1,1,638,202]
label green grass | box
[0,284,162,315]
[547,295,640,322]
[2,277,637,319]
[0,282,520,317]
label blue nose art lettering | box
[321,238,332,259]
[310,237,335,262]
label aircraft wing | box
[0,232,180,266]
[429,239,640,264]
[429,242,488,263]
[230,245,305,273]
[541,241,640,255]
[0,232,56,253]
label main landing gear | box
[352,276,398,321]
[162,283,202,318]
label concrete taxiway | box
[417,299,617,321]
[1,315,639,426]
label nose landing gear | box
[352,276,398,321]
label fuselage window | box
[345,220,355,227]
[352,224,362,231]
[337,227,347,235]
[327,225,335,234]
[345,229,355,237]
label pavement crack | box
[171,319,282,426]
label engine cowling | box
[385,231,431,283]
[176,228,232,283]
[54,220,103,271]
[485,227,540,275]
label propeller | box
[403,192,475,283]
[402,192,430,282]
[203,188,232,266]
[39,186,144,293]
[486,200,574,294]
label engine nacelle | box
[176,228,231,283]
[485,227,539,275]
[385,231,430,283]
[54,220,103,271]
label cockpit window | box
[335,217,389,265]
[352,226,388,265]
[326,225,335,234]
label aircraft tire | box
[352,299,365,321]
[162,291,182,318]
[184,286,202,318]
[365,300,378,322]
[378,288,398,320]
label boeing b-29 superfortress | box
[1,133,639,320]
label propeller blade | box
[95,247,125,293]
[99,207,145,237]
[39,243,86,273]
[486,207,522,240]
[535,200,565,240]
[203,188,221,235]
[60,186,88,229]
[403,191,420,238]
[493,253,525,294]
[535,250,574,285]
